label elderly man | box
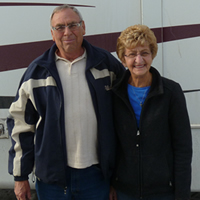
[8,4,124,200]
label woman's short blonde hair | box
[117,24,158,63]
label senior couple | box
[8,4,192,200]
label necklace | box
[131,87,148,107]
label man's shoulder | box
[27,43,56,68]
[22,44,57,81]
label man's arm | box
[14,180,31,200]
[8,75,38,198]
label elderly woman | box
[110,25,192,200]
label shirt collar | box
[55,49,87,64]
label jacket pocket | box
[142,153,173,190]
[114,155,140,189]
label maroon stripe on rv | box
[0,96,15,108]
[0,33,120,72]
[85,32,120,52]
[0,40,54,72]
[1,24,200,72]
[152,24,200,43]
[0,3,95,7]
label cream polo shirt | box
[55,50,98,169]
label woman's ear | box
[122,62,127,68]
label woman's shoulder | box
[162,76,182,91]
[162,75,178,83]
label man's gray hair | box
[50,4,83,25]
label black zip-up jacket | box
[112,67,192,200]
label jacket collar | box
[82,39,106,70]
[112,67,164,98]
[149,67,164,97]
[34,39,106,71]
[34,43,57,70]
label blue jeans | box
[117,190,175,200]
[35,165,109,200]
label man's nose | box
[63,26,72,35]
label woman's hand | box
[109,186,117,200]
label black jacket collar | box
[112,67,164,99]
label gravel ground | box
[0,189,38,200]
[0,190,199,200]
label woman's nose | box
[135,54,143,63]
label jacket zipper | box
[40,65,68,189]
[55,75,69,190]
[64,186,68,194]
[113,88,142,197]
[139,99,148,199]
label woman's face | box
[124,44,153,79]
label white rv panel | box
[162,0,200,27]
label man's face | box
[51,8,86,59]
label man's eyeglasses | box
[52,21,82,32]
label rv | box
[0,0,200,192]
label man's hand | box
[14,180,31,200]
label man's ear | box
[51,29,55,42]
[81,21,86,35]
